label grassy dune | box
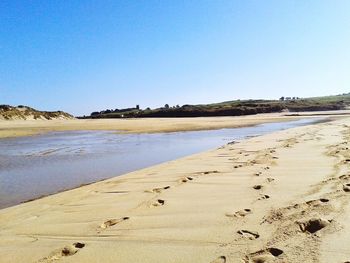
[0,105,74,120]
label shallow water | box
[0,118,326,209]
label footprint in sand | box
[152,199,165,207]
[258,194,270,200]
[203,170,219,175]
[226,208,252,218]
[145,186,170,193]
[39,242,85,262]
[180,177,194,183]
[339,174,350,180]
[244,247,283,263]
[343,184,350,192]
[237,229,260,240]
[305,198,329,207]
[210,256,226,263]
[253,185,263,190]
[266,177,274,183]
[100,217,129,229]
[298,218,331,234]
[61,242,85,256]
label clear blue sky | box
[1,1,349,116]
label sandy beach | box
[1,116,350,262]
[1,110,350,139]
[3,0,350,261]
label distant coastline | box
[79,93,350,119]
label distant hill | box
[81,93,350,119]
[0,105,74,120]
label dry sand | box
[1,116,350,262]
[1,110,349,139]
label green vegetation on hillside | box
[81,93,350,119]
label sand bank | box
[1,110,349,139]
[1,117,350,262]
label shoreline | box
[1,116,350,262]
[0,110,349,139]
[0,117,324,210]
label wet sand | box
[1,110,350,139]
[1,117,350,262]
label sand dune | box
[1,117,350,262]
[0,105,74,121]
